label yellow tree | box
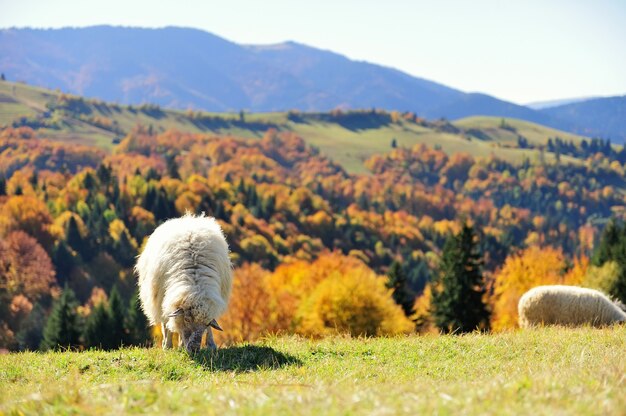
[413,284,436,334]
[563,255,589,286]
[296,264,414,337]
[266,253,366,325]
[263,252,415,337]
[0,195,56,250]
[491,245,567,331]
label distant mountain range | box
[541,96,626,140]
[1,26,624,141]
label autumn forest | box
[1,85,626,351]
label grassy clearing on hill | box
[455,116,588,147]
[1,327,624,415]
[288,119,566,173]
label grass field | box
[1,327,624,415]
[455,116,588,147]
[288,119,575,173]
[0,81,591,174]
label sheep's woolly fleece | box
[135,214,233,345]
[518,285,626,327]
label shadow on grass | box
[192,345,302,372]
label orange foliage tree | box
[0,230,57,349]
[216,253,414,344]
[215,263,274,344]
[0,231,56,301]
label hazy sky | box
[1,0,625,104]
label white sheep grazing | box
[136,214,233,352]
[518,285,626,328]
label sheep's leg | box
[205,328,217,350]
[162,323,173,349]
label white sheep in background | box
[136,214,233,352]
[518,285,626,328]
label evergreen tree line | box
[591,219,626,303]
[547,136,626,162]
[40,286,150,351]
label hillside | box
[2,77,626,354]
[1,329,625,414]
[0,26,575,130]
[455,116,588,146]
[541,95,626,142]
[0,81,591,173]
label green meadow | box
[1,327,624,415]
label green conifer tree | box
[41,286,81,350]
[431,224,490,333]
[97,163,112,185]
[65,216,84,254]
[83,302,113,350]
[386,261,415,317]
[16,303,46,351]
[114,230,137,268]
[143,185,157,210]
[261,194,276,219]
[108,286,127,348]
[30,170,38,187]
[592,220,626,303]
[611,250,626,304]
[237,178,246,195]
[126,291,151,346]
[153,189,172,221]
[165,154,180,179]
[0,174,6,195]
[52,241,75,286]
[592,219,620,266]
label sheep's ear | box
[167,308,183,318]
[209,319,223,331]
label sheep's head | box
[167,307,223,353]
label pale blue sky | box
[1,0,624,104]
